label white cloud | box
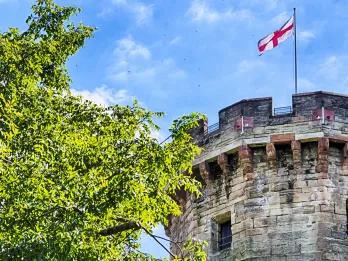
[298,30,315,43]
[169,36,182,46]
[298,78,315,91]
[244,0,280,11]
[72,85,133,106]
[109,57,186,84]
[150,129,166,142]
[318,55,340,80]
[316,55,348,92]
[187,0,253,24]
[260,0,280,10]
[270,11,290,27]
[100,0,153,26]
[114,36,151,60]
[236,59,265,74]
[132,3,153,25]
[108,36,186,85]
[72,86,167,142]
[302,55,348,93]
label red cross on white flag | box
[258,15,295,55]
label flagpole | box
[294,7,298,94]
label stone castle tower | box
[165,91,348,260]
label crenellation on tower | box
[292,91,348,120]
[167,91,348,260]
[218,97,272,131]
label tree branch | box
[99,221,140,236]
[140,224,176,258]
[150,232,184,257]
[72,206,84,215]
[1,158,13,164]
[160,134,172,145]
[99,219,178,258]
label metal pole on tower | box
[294,8,298,94]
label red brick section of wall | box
[266,143,277,169]
[199,161,211,186]
[330,135,348,143]
[291,140,302,170]
[271,133,295,144]
[217,153,229,176]
[316,137,329,179]
[239,145,253,181]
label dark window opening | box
[192,167,206,203]
[219,220,232,251]
[275,143,293,168]
[192,167,205,185]
[227,153,239,172]
[208,161,222,181]
[301,142,317,161]
[329,141,344,166]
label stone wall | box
[166,91,348,261]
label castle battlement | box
[191,91,348,141]
[167,91,348,261]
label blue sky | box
[2,0,348,258]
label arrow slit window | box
[219,220,232,251]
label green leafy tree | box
[0,0,206,260]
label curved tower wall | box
[166,91,348,260]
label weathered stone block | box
[271,133,295,144]
[254,216,276,228]
[316,137,329,178]
[319,204,334,213]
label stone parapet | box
[192,91,348,143]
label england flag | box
[258,15,294,55]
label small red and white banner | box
[312,108,335,122]
[258,15,294,55]
[234,116,254,132]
